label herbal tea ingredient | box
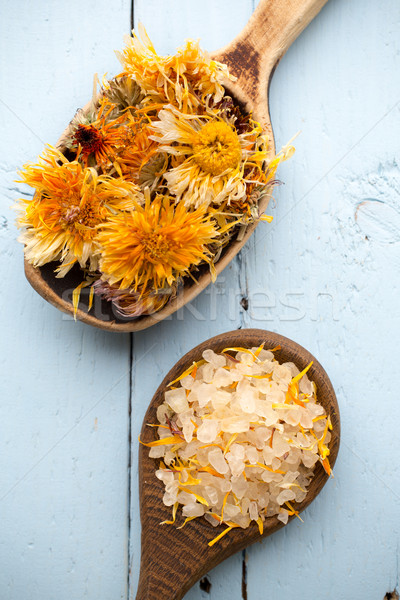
[142,345,332,546]
[15,25,294,319]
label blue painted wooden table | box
[1,1,399,598]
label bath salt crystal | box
[282,362,300,377]
[276,489,296,505]
[239,389,257,413]
[230,443,245,459]
[156,404,170,424]
[213,367,232,387]
[256,349,274,362]
[283,408,302,426]
[196,419,219,443]
[179,439,200,460]
[231,476,248,498]
[156,469,174,484]
[180,375,194,390]
[219,478,232,494]
[272,364,292,385]
[226,453,244,477]
[246,445,259,464]
[149,344,332,540]
[255,399,278,424]
[163,493,176,507]
[182,502,205,518]
[205,485,219,505]
[241,497,251,515]
[203,349,226,368]
[272,433,290,456]
[165,387,189,413]
[277,510,289,524]
[221,415,250,434]
[262,445,275,465]
[202,362,215,383]
[196,382,217,408]
[208,447,229,474]
[182,420,195,443]
[149,445,166,458]
[302,451,319,468]
[299,374,313,395]
[211,390,231,409]
[224,503,241,518]
[299,408,314,429]
[249,501,259,521]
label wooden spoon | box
[24,0,328,330]
[137,328,340,599]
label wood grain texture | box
[23,0,328,332]
[136,329,339,600]
[2,1,400,599]
[0,2,132,599]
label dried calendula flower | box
[142,345,333,546]
[15,25,295,320]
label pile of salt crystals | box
[148,346,332,540]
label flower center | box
[191,121,241,176]
[140,231,170,260]
[62,198,103,239]
[73,124,104,155]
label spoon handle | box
[213,0,329,116]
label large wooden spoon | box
[24,0,328,330]
[137,328,340,599]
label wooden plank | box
[0,1,132,599]
[240,0,400,598]
[128,4,254,599]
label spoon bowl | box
[137,328,340,599]
[24,0,328,330]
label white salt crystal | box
[272,433,290,456]
[156,469,174,484]
[220,479,232,493]
[249,501,259,521]
[246,446,259,464]
[231,476,248,498]
[182,502,205,518]
[256,350,274,362]
[202,362,215,383]
[205,485,219,505]
[196,382,217,408]
[156,404,170,424]
[299,374,313,395]
[182,420,195,443]
[299,408,314,429]
[202,349,226,368]
[277,510,289,524]
[213,367,232,388]
[276,489,296,505]
[221,416,250,434]
[241,497,250,515]
[196,419,219,443]
[272,364,292,385]
[230,443,245,459]
[224,503,241,518]
[180,375,194,390]
[211,390,231,409]
[149,445,166,458]
[226,453,244,477]
[208,448,229,474]
[239,389,257,413]
[163,494,176,507]
[301,451,319,468]
[165,387,189,413]
[282,362,300,377]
